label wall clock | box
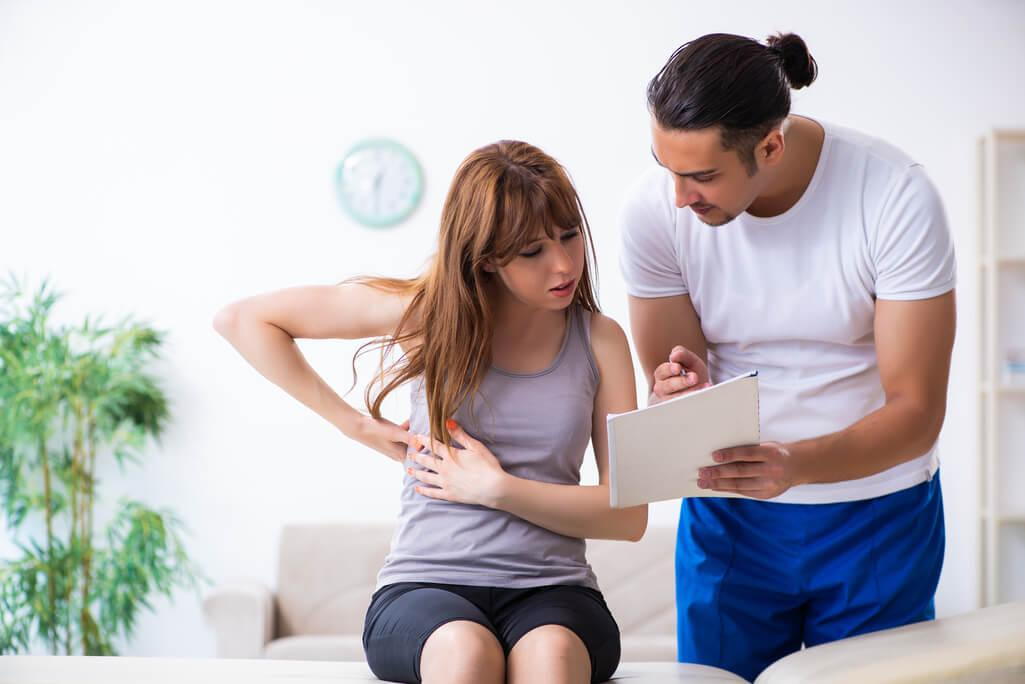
[335,138,424,228]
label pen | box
[672,352,690,379]
[672,352,709,389]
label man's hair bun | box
[766,33,818,90]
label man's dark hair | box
[647,32,818,174]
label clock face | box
[336,139,424,228]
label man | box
[619,32,955,681]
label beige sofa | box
[203,522,678,662]
[202,523,1025,683]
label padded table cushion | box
[0,657,747,683]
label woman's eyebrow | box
[520,228,576,250]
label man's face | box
[650,118,766,227]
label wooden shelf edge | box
[981,513,1025,524]
[990,130,1025,141]
[978,257,1025,266]
[979,384,1025,395]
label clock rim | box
[335,137,424,229]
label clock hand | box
[372,171,383,215]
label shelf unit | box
[979,129,1025,606]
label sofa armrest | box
[202,579,276,658]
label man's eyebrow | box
[650,147,717,178]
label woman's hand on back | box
[349,415,413,464]
[407,420,508,507]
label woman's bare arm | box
[213,283,413,459]
[486,313,648,541]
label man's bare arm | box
[788,290,956,483]
[702,291,956,497]
[628,294,710,404]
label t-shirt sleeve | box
[871,164,957,300]
[618,172,688,298]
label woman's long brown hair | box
[348,140,600,446]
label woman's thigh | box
[494,585,621,683]
[363,583,499,684]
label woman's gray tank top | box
[376,305,600,590]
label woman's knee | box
[508,625,592,684]
[421,620,504,679]
[512,624,589,661]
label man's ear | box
[758,128,785,167]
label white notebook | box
[607,371,761,508]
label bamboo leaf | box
[0,276,202,654]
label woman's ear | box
[482,262,497,273]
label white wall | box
[2,0,1023,658]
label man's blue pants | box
[675,473,944,681]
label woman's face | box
[491,226,585,311]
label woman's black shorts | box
[362,582,621,683]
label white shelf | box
[980,384,1025,395]
[998,516,1025,525]
[978,129,1025,607]
[982,511,1025,524]
[980,257,1025,269]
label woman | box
[214,140,645,684]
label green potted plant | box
[0,275,204,655]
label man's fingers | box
[669,345,702,367]
[655,374,699,397]
[713,445,768,464]
[654,362,680,381]
[668,346,710,383]
[654,362,698,383]
[705,476,767,492]
[700,462,762,479]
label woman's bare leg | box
[419,620,504,684]
[506,624,591,684]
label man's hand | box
[697,441,805,500]
[651,345,711,404]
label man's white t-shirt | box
[619,119,956,504]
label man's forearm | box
[789,397,945,485]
